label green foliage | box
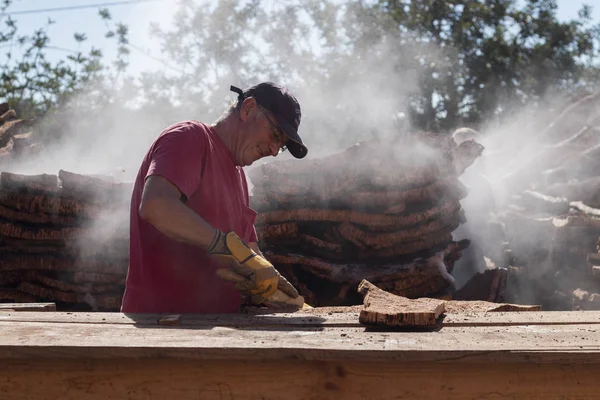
[99,8,130,73]
[137,0,600,139]
[0,1,132,122]
[0,1,104,119]
[375,0,600,130]
[1,0,599,142]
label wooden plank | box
[0,320,599,363]
[357,280,445,327]
[1,358,600,400]
[442,310,600,326]
[0,310,600,328]
[0,311,359,328]
[0,303,55,311]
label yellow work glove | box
[216,268,307,309]
[208,230,299,304]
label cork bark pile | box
[3,94,600,312]
[0,170,131,310]
[469,92,600,311]
[249,133,484,306]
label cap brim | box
[274,114,308,159]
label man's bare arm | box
[248,242,263,256]
[138,175,216,248]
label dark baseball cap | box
[230,82,308,159]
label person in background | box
[451,127,502,288]
[121,82,308,313]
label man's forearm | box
[249,242,263,256]
[140,196,217,249]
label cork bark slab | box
[357,279,445,327]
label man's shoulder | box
[159,119,212,135]
[153,120,215,146]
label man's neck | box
[212,116,240,163]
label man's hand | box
[208,230,299,304]
[216,263,302,306]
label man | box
[121,82,308,313]
[451,127,504,288]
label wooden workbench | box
[0,309,599,399]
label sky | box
[3,0,600,77]
[3,0,178,74]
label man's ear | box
[239,97,258,122]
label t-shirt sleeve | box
[241,169,259,243]
[248,224,258,243]
[146,122,207,200]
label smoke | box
[5,1,429,180]
[450,87,600,305]
[468,88,585,214]
[5,0,593,308]
[2,0,181,180]
[3,1,471,253]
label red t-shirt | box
[121,120,258,314]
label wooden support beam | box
[0,310,599,399]
[2,358,600,400]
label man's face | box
[239,105,289,167]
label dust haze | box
[3,0,593,303]
[4,1,426,181]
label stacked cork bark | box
[0,170,131,310]
[499,203,600,310]
[249,133,484,306]
[476,91,600,310]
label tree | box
[138,0,600,145]
[375,0,600,131]
[0,0,130,122]
[135,0,424,152]
[4,0,599,160]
